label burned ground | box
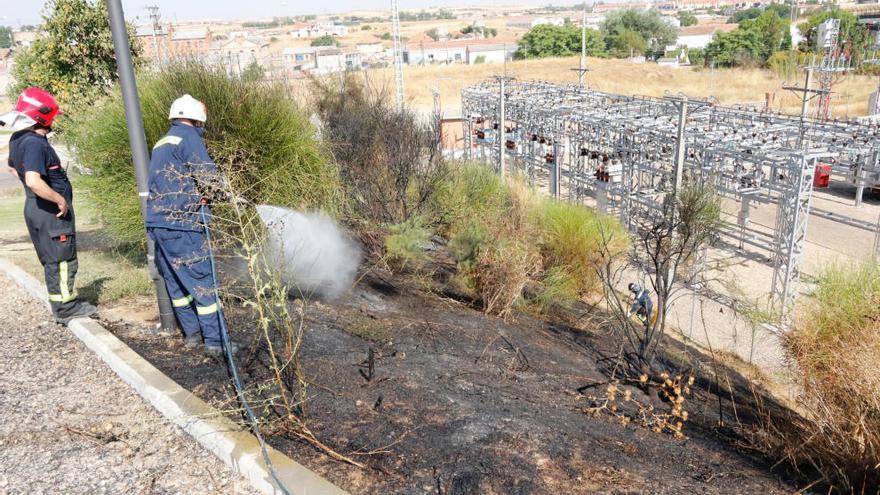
[107,270,800,495]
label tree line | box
[514,5,873,71]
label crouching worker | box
[627,283,653,326]
[3,88,97,325]
[145,94,240,356]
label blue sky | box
[4,0,549,26]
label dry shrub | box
[469,182,540,319]
[434,164,540,319]
[583,372,695,439]
[311,74,445,227]
[779,264,880,491]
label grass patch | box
[772,263,880,491]
[0,193,152,304]
[418,162,627,318]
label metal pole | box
[499,76,506,179]
[672,100,688,198]
[106,0,176,331]
[579,1,587,88]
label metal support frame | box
[390,0,404,112]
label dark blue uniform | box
[631,288,653,324]
[8,129,82,319]
[146,122,223,346]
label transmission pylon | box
[391,0,404,111]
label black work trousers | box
[23,197,80,318]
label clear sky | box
[3,0,543,26]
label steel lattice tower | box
[391,0,404,112]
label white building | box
[314,47,345,73]
[673,24,737,50]
[405,40,467,65]
[466,42,517,64]
[290,22,348,39]
[282,47,317,71]
[405,38,518,65]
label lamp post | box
[106,0,176,331]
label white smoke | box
[256,205,361,300]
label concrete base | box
[0,258,347,495]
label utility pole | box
[146,5,163,65]
[579,1,588,88]
[570,1,590,88]
[106,0,176,331]
[783,65,826,148]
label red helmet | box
[14,87,62,127]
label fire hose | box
[200,205,293,495]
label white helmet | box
[168,94,207,123]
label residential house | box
[212,35,269,66]
[12,31,37,48]
[289,22,348,39]
[356,40,384,56]
[405,39,468,65]
[168,28,213,59]
[506,16,565,29]
[405,38,518,65]
[282,47,317,71]
[672,24,737,50]
[135,24,168,61]
[466,41,517,64]
[314,47,345,74]
[342,47,363,70]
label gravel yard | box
[0,273,258,495]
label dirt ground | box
[107,268,802,495]
[0,273,257,495]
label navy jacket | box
[8,130,73,210]
[145,122,219,231]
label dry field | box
[358,56,876,117]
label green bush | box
[433,163,513,265]
[65,62,342,243]
[767,50,809,79]
[427,163,629,317]
[430,163,539,318]
[385,216,432,269]
[535,199,630,305]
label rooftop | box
[678,24,738,36]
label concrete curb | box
[0,258,347,495]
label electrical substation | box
[461,79,880,324]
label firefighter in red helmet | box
[2,88,97,324]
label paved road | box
[0,273,257,495]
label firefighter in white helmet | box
[145,95,240,356]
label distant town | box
[1,0,876,83]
